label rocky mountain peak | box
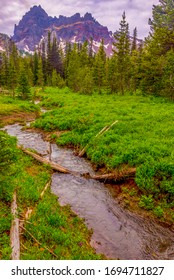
[12,6,113,56]
[84,12,95,22]
[28,5,47,16]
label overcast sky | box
[0,0,159,39]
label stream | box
[3,123,174,260]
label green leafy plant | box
[153,206,164,218]
[139,195,154,210]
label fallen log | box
[89,168,136,182]
[10,191,20,260]
[19,146,136,183]
[18,146,77,175]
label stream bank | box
[3,123,174,260]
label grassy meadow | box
[1,86,174,260]
[0,93,103,260]
[33,87,174,222]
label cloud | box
[0,0,159,38]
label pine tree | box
[88,37,94,65]
[139,46,164,95]
[79,40,89,66]
[8,59,17,98]
[78,66,94,94]
[93,39,106,93]
[51,69,58,87]
[162,49,174,99]
[46,31,53,78]
[33,51,39,85]
[37,58,44,88]
[41,41,47,85]
[131,27,137,53]
[107,55,119,93]
[148,0,174,55]
[0,53,9,88]
[64,42,72,80]
[66,44,81,91]
[141,0,174,96]
[130,27,141,92]
[17,62,31,100]
[51,37,63,74]
[113,11,131,94]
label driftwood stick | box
[10,191,20,260]
[78,126,107,157]
[79,120,118,157]
[20,225,59,259]
[103,120,118,133]
[21,242,28,250]
[25,207,33,220]
[40,180,51,198]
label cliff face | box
[13,5,53,51]
[12,5,113,56]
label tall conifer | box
[113,11,131,94]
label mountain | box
[12,5,114,56]
[0,33,12,53]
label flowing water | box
[3,123,174,260]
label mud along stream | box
[3,123,174,260]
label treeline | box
[0,0,174,99]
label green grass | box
[0,94,39,116]
[21,192,102,260]
[0,200,12,259]
[33,87,174,221]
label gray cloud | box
[0,0,159,38]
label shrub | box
[153,206,164,218]
[139,195,154,210]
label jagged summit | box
[12,5,113,56]
[28,5,47,15]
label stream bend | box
[4,123,174,260]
